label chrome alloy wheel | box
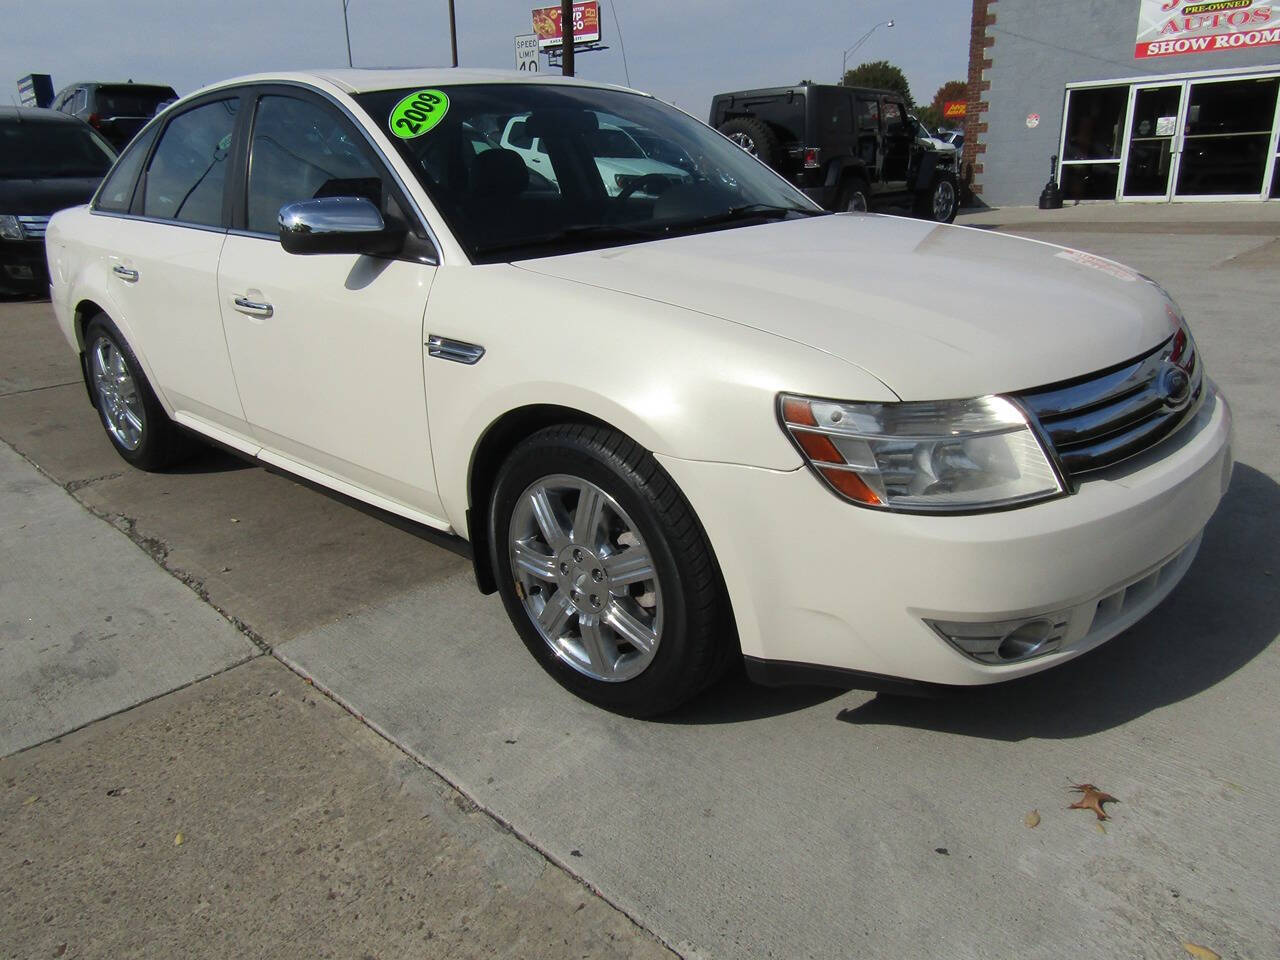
[509,474,662,683]
[933,179,957,221]
[729,132,758,156]
[90,336,144,451]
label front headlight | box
[0,215,24,241]
[779,393,1065,513]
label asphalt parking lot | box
[3,205,1279,959]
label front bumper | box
[0,238,50,291]
[658,382,1234,687]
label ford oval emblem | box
[1158,362,1192,411]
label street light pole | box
[342,0,353,68]
[840,19,894,84]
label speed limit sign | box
[515,34,540,73]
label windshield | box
[356,84,820,262]
[0,119,116,178]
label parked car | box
[709,82,959,221]
[46,70,1232,716]
[909,114,958,156]
[51,81,178,149]
[500,113,690,196]
[935,127,965,149]
[0,106,115,295]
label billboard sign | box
[17,74,54,108]
[1136,0,1279,59]
[532,2,601,49]
[943,100,967,119]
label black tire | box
[915,172,959,223]
[488,424,731,717]
[717,117,784,170]
[836,175,872,213]
[83,313,189,470]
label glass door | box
[1175,76,1280,199]
[1120,83,1184,201]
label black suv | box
[709,82,959,222]
[51,81,178,149]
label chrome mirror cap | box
[278,196,402,256]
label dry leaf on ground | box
[1069,783,1118,820]
[1181,941,1221,960]
[174,832,184,846]
[1024,810,1040,828]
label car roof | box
[713,84,895,99]
[191,68,639,99]
[0,105,85,123]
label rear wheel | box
[489,424,729,717]
[84,313,189,470]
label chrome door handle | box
[233,296,273,319]
[112,265,139,282]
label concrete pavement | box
[3,207,1279,959]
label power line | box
[608,1,632,88]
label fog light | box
[927,611,1071,665]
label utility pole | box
[560,0,575,76]
[447,0,458,67]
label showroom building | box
[964,0,1280,205]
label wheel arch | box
[466,403,609,594]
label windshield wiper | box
[661,203,828,233]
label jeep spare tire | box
[718,118,783,170]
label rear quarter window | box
[95,123,159,212]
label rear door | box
[216,86,446,521]
[100,93,250,442]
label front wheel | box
[489,424,730,717]
[916,173,958,223]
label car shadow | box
[836,462,1277,741]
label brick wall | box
[962,0,995,201]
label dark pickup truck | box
[709,82,959,222]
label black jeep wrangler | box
[709,82,959,223]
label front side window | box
[94,124,159,211]
[143,98,239,227]
[245,95,383,235]
[357,84,820,262]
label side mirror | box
[278,196,405,256]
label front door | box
[217,91,447,522]
[1120,83,1184,202]
[1174,76,1280,200]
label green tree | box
[841,60,913,108]
[916,105,943,131]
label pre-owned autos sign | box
[1136,0,1279,58]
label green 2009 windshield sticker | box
[389,89,450,139]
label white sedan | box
[45,69,1232,716]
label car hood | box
[515,214,1177,400]
[0,177,101,216]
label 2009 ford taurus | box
[46,70,1233,716]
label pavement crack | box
[64,472,124,492]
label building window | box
[1059,86,1128,200]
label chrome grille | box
[1018,330,1203,479]
[16,215,51,239]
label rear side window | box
[95,85,177,118]
[855,97,880,131]
[143,98,239,227]
[245,95,383,235]
[95,124,159,212]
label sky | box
[2,0,971,116]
